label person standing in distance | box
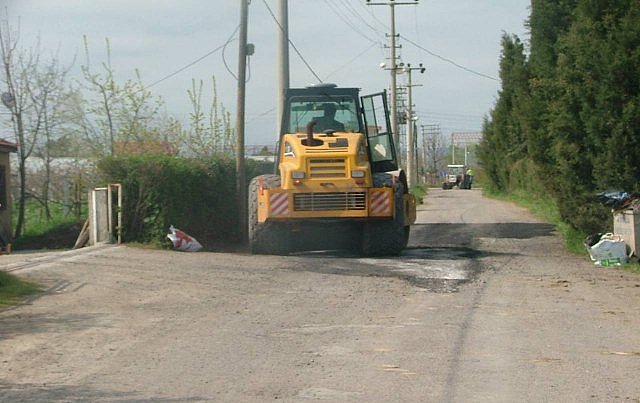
[466,167,474,189]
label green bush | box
[410,185,428,204]
[98,155,273,248]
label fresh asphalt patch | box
[289,246,485,293]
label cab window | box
[287,96,359,133]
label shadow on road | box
[0,312,99,339]
[410,222,556,248]
[0,383,205,402]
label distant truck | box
[248,84,416,256]
[442,164,471,189]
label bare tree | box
[422,124,447,180]
[0,17,44,238]
[184,76,234,157]
[117,69,163,148]
[208,76,234,155]
[185,78,208,156]
[1,12,80,236]
[64,84,104,157]
[80,36,120,156]
[30,55,73,219]
[81,37,167,156]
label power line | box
[247,107,277,123]
[416,112,484,124]
[222,38,239,81]
[356,0,390,31]
[413,3,421,44]
[145,25,240,90]
[323,0,379,45]
[323,41,379,81]
[415,109,486,120]
[261,0,322,83]
[399,34,498,81]
[334,0,385,41]
[344,1,381,35]
[417,116,483,126]
[357,1,496,82]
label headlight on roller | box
[291,171,305,179]
[351,170,366,178]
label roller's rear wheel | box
[248,175,290,255]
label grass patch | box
[15,220,85,250]
[126,241,168,250]
[13,200,85,250]
[410,185,428,204]
[0,271,41,308]
[620,262,640,274]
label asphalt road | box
[1,188,639,402]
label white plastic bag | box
[586,233,627,266]
[167,225,202,252]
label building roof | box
[0,139,18,153]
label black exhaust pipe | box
[304,120,322,146]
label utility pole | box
[367,0,418,150]
[451,133,455,164]
[236,0,249,242]
[276,0,290,135]
[395,86,407,166]
[400,62,425,188]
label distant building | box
[246,155,276,163]
[0,138,18,250]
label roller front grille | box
[308,158,346,178]
[294,192,366,211]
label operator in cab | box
[313,103,345,132]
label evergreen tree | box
[482,0,640,234]
[479,34,529,192]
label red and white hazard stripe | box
[370,190,391,215]
[270,193,289,216]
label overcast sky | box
[3,0,530,145]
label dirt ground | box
[1,188,639,402]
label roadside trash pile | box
[586,191,640,267]
[596,190,639,210]
[584,233,628,267]
[167,225,202,252]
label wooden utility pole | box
[366,0,419,149]
[401,63,425,188]
[236,0,249,242]
[276,0,290,135]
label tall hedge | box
[479,0,640,234]
[98,155,273,248]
